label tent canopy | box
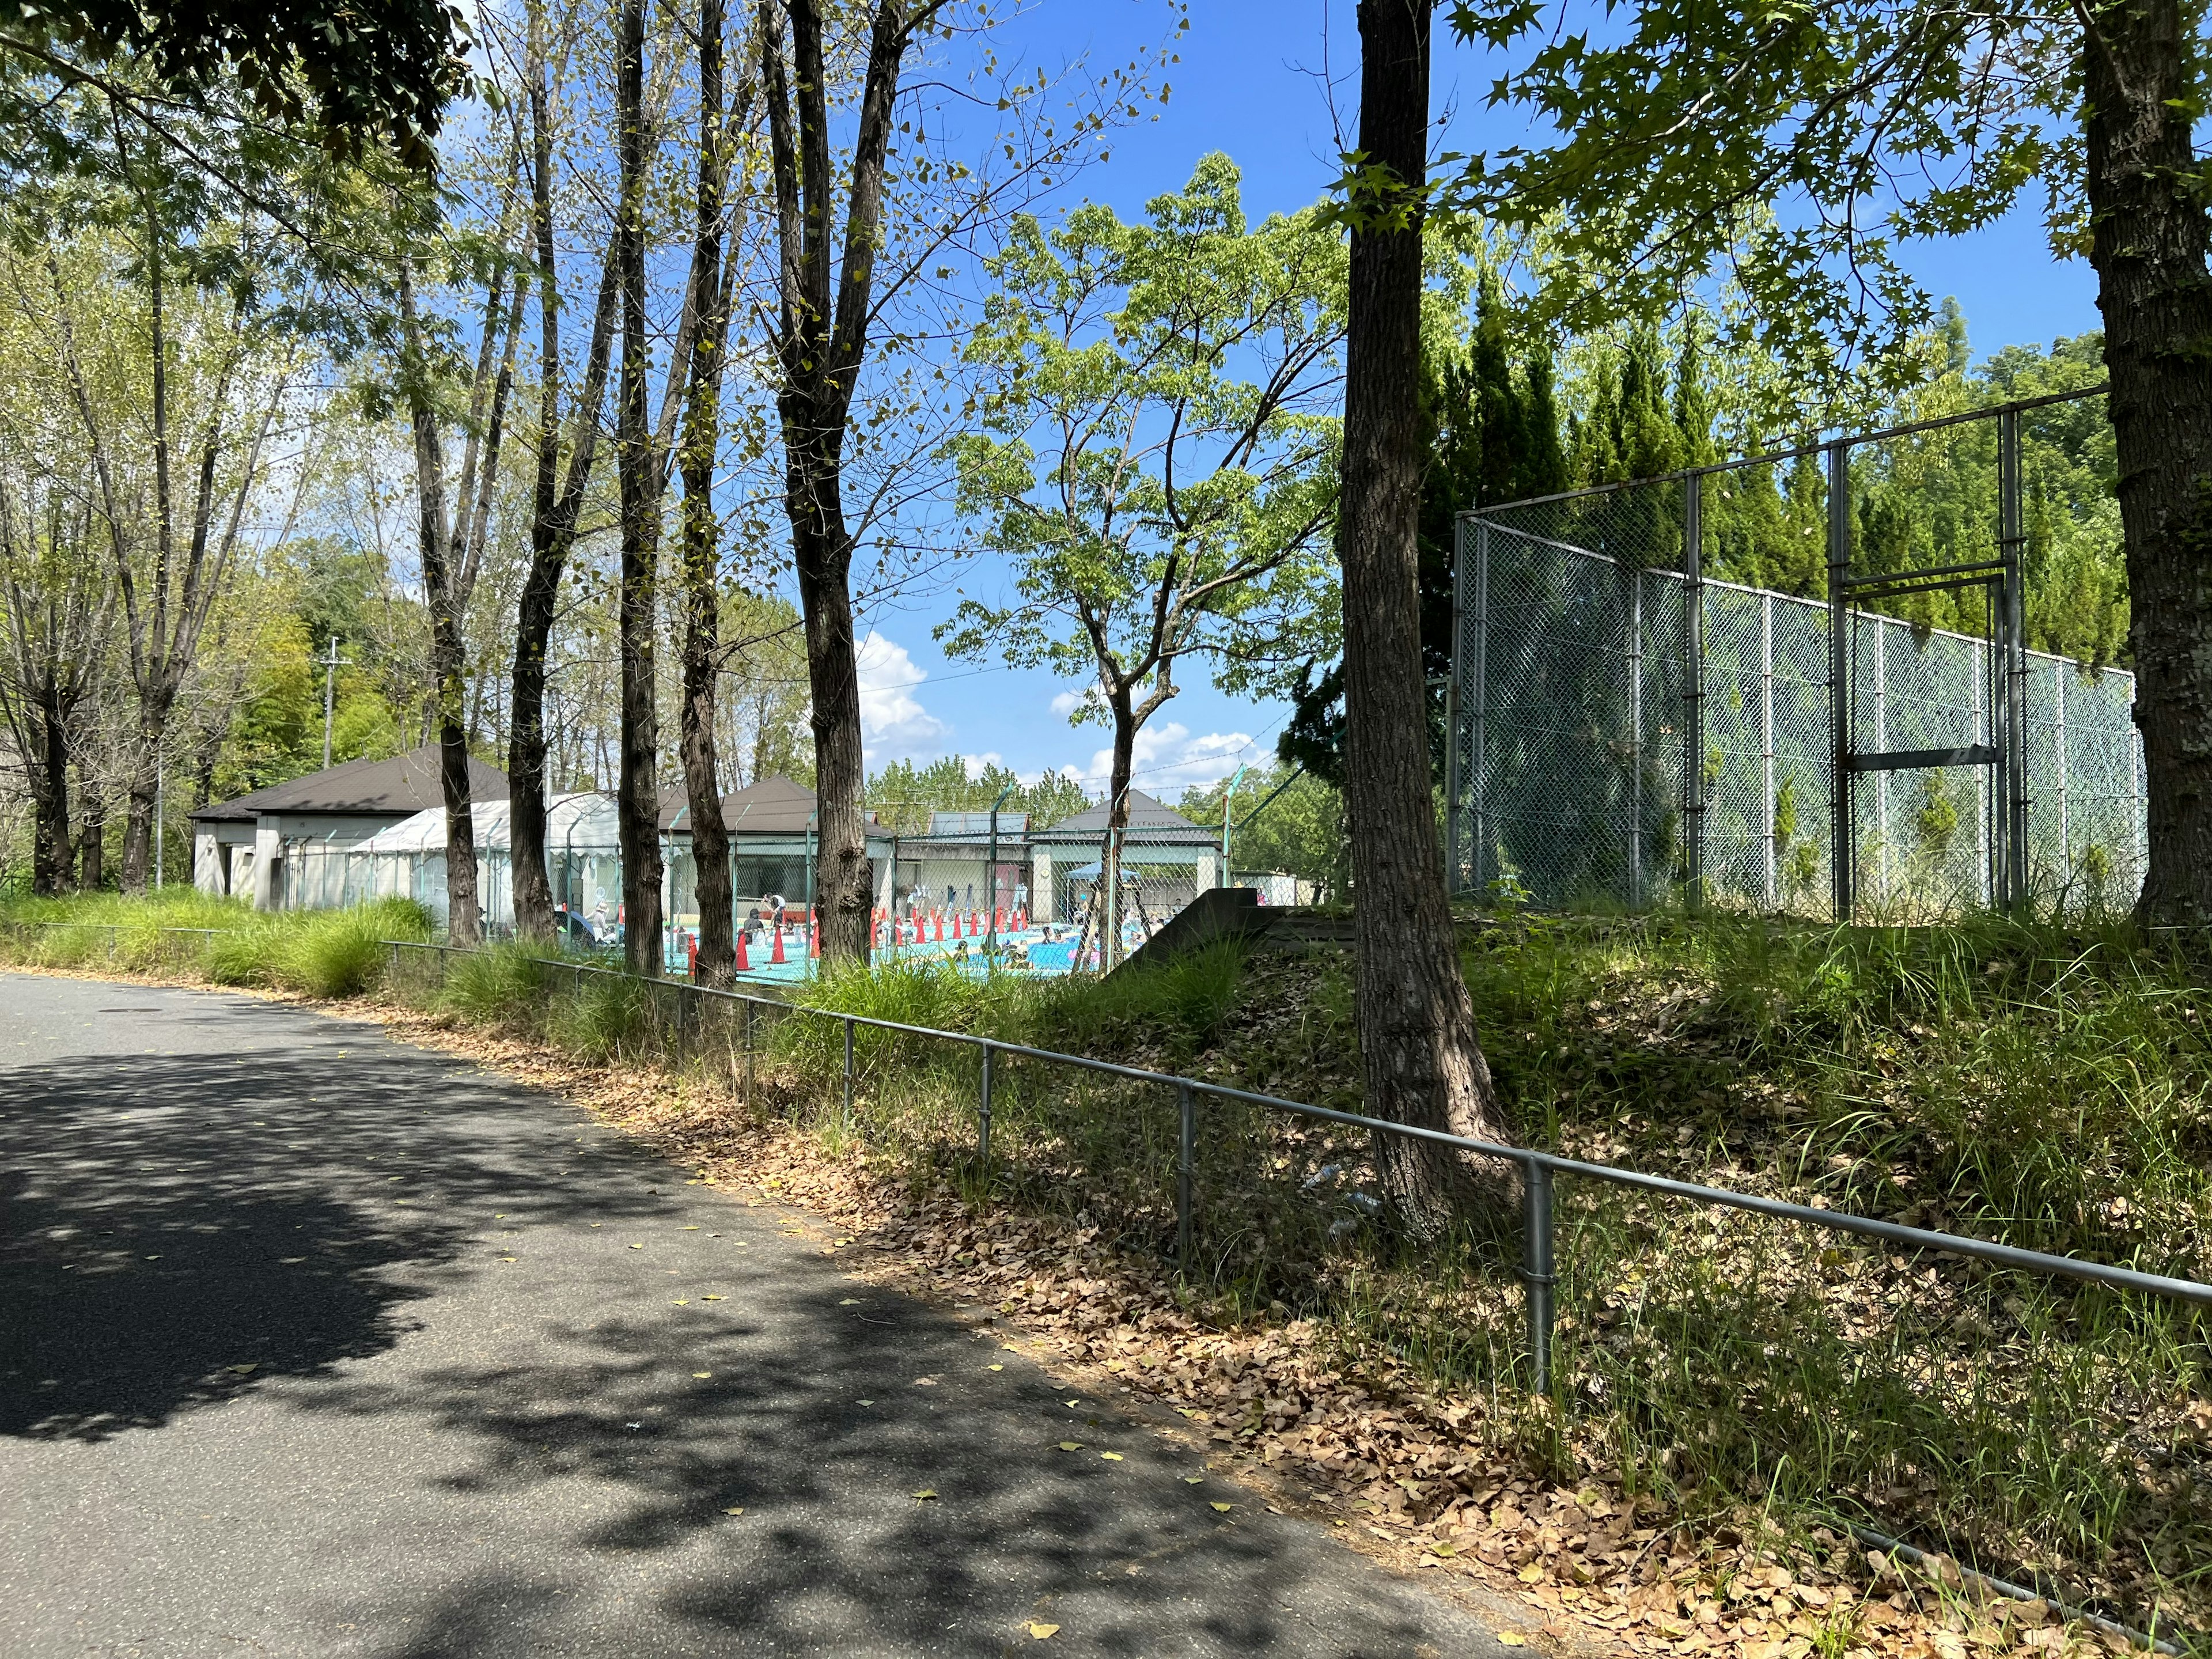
[352,792,621,856]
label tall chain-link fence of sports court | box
[1445,388,2146,921]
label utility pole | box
[320,636,354,770]
[154,744,164,891]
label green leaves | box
[1435,0,2089,393]
[937,153,1346,725]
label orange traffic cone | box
[687,937,699,978]
[993,906,1003,935]
[770,926,786,965]
[809,921,820,959]
[736,929,749,972]
[934,911,945,942]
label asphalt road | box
[0,971,1519,1658]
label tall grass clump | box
[439,941,558,1031]
[546,969,653,1061]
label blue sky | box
[848,0,2103,798]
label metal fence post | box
[1522,1157,1556,1395]
[1683,475,1705,910]
[842,1016,854,1132]
[978,1041,994,1164]
[1761,593,1777,908]
[1176,1083,1195,1270]
[1827,439,1854,923]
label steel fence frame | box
[373,937,2212,1390]
[1448,387,2147,920]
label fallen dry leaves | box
[337,995,2164,1659]
[24,953,2172,1659]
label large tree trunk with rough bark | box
[679,0,737,987]
[2081,0,2212,929]
[1340,0,1518,1236]
[615,0,664,975]
[510,0,620,943]
[760,0,944,968]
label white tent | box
[286,793,624,934]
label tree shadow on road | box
[0,1042,661,1442]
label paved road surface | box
[0,972,1518,1658]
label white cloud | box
[1079,722,1253,799]
[856,631,949,763]
[960,752,1003,779]
[1049,687,1101,719]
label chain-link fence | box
[1447,391,2146,919]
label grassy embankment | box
[5,891,2206,1633]
[0,889,431,997]
[743,916,2208,1637]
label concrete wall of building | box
[193,822,259,896]
[910,855,1029,915]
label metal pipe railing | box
[15,917,2198,1651]
[18,922,2207,1376]
[374,937,2212,1391]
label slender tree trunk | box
[32,687,71,896]
[77,797,104,889]
[510,246,619,938]
[117,172,175,897]
[397,259,483,946]
[1340,0,1517,1234]
[1101,696,1138,968]
[509,0,566,941]
[2081,0,2212,928]
[615,0,664,975]
[679,0,736,986]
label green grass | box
[12,893,2206,1628]
[763,916,2212,1632]
[0,889,430,995]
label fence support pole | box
[1999,406,2029,915]
[1176,1082,1195,1271]
[978,1041,994,1165]
[1826,440,1854,923]
[842,1016,854,1133]
[1683,476,1705,910]
[1522,1157,1556,1395]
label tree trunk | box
[118,174,174,899]
[32,684,70,896]
[2081,0,2212,929]
[77,797,104,890]
[615,0,664,975]
[1339,0,1518,1235]
[511,0,569,942]
[1103,696,1138,969]
[398,259,483,948]
[791,499,870,961]
[679,0,736,987]
[510,193,620,939]
[761,0,937,969]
